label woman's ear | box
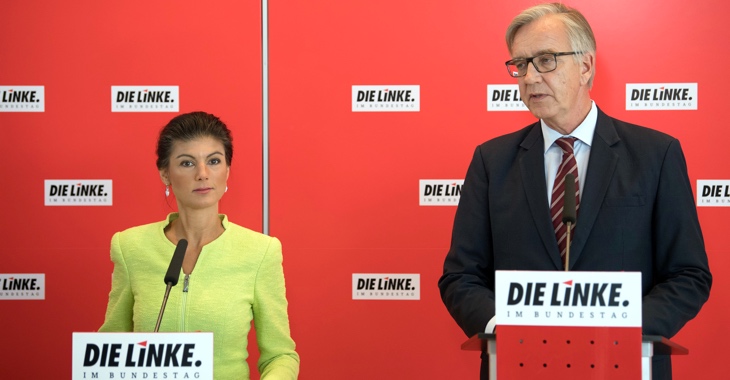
[159,169,169,186]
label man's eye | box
[539,56,555,65]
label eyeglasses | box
[505,52,578,78]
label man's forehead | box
[510,15,570,58]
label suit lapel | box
[568,109,620,267]
[519,123,563,270]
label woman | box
[99,111,300,379]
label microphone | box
[154,239,188,332]
[562,174,577,271]
[562,174,577,224]
[164,239,188,286]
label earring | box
[165,185,170,197]
[225,186,228,193]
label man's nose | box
[522,62,543,84]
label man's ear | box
[580,52,595,87]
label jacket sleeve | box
[99,232,134,332]
[642,139,712,337]
[253,237,300,379]
[438,146,496,338]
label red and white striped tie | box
[550,137,580,269]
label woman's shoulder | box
[112,216,171,249]
[116,219,167,237]
[221,223,282,268]
[225,220,277,243]
[221,218,281,254]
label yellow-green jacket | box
[100,213,299,379]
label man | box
[438,3,711,379]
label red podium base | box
[462,328,688,380]
[497,325,641,379]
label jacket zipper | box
[180,274,189,331]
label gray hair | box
[506,3,596,87]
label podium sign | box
[495,271,642,327]
[494,271,643,379]
[72,332,214,380]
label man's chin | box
[525,106,546,120]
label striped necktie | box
[550,137,581,269]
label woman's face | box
[160,136,229,211]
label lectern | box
[461,271,687,379]
[462,330,687,379]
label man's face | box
[510,15,593,133]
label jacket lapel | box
[519,123,563,270]
[568,108,620,267]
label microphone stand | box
[155,283,174,332]
[562,173,577,272]
[564,222,572,272]
[154,239,188,332]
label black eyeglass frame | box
[505,52,578,78]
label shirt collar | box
[541,101,597,153]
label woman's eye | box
[181,161,194,167]
[209,158,221,165]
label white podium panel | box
[72,332,213,379]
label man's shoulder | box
[477,122,538,150]
[601,112,677,147]
[470,122,541,163]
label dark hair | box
[156,111,233,169]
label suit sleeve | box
[99,232,134,332]
[254,237,300,380]
[438,146,497,337]
[643,139,712,337]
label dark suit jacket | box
[438,108,712,380]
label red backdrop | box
[1,0,727,378]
